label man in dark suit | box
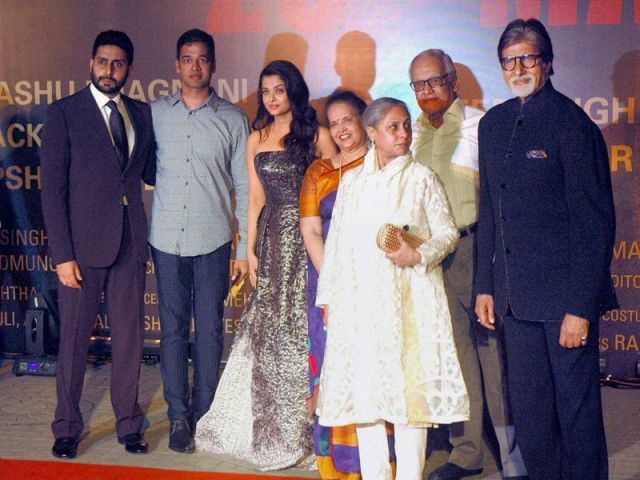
[41,30,156,459]
[474,19,616,480]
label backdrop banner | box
[1,0,638,376]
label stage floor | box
[0,358,638,479]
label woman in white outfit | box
[316,97,469,480]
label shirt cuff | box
[236,241,247,260]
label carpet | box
[0,459,311,480]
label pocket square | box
[526,149,548,159]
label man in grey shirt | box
[149,29,249,453]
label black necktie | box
[106,100,128,170]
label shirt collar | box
[89,83,122,109]
[362,147,413,178]
[170,88,221,112]
[515,79,555,114]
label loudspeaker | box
[24,308,58,355]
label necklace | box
[336,145,368,182]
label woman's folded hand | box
[386,232,421,267]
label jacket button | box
[505,248,512,254]
[500,183,507,189]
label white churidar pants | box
[355,422,428,480]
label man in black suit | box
[41,30,156,459]
[474,19,616,480]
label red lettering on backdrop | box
[480,0,629,27]
[479,0,543,27]
[514,0,542,21]
[480,0,567,27]
[587,0,623,25]
[207,0,266,33]
[480,0,509,27]
[279,0,344,34]
[548,0,578,26]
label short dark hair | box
[176,29,215,61]
[498,18,554,75]
[92,30,134,65]
[324,90,367,119]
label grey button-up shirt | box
[149,89,249,259]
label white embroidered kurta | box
[316,149,469,427]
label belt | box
[459,223,477,238]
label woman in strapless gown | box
[194,60,336,471]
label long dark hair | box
[253,60,318,166]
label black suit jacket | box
[41,86,156,268]
[475,81,617,322]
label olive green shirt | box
[412,98,483,229]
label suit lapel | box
[122,96,142,173]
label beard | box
[91,69,128,95]
[508,73,537,99]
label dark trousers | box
[444,234,526,476]
[52,212,146,440]
[503,315,608,480]
[151,243,230,422]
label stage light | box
[13,292,60,377]
[13,356,56,376]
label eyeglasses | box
[409,73,449,92]
[500,54,542,71]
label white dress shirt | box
[89,83,135,155]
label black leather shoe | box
[429,462,483,480]
[118,433,149,454]
[52,437,79,459]
[169,419,194,453]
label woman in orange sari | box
[300,91,393,478]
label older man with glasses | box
[475,19,616,480]
[409,49,527,480]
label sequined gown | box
[195,150,314,471]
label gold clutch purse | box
[376,224,425,254]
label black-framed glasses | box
[500,54,542,71]
[409,73,449,92]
